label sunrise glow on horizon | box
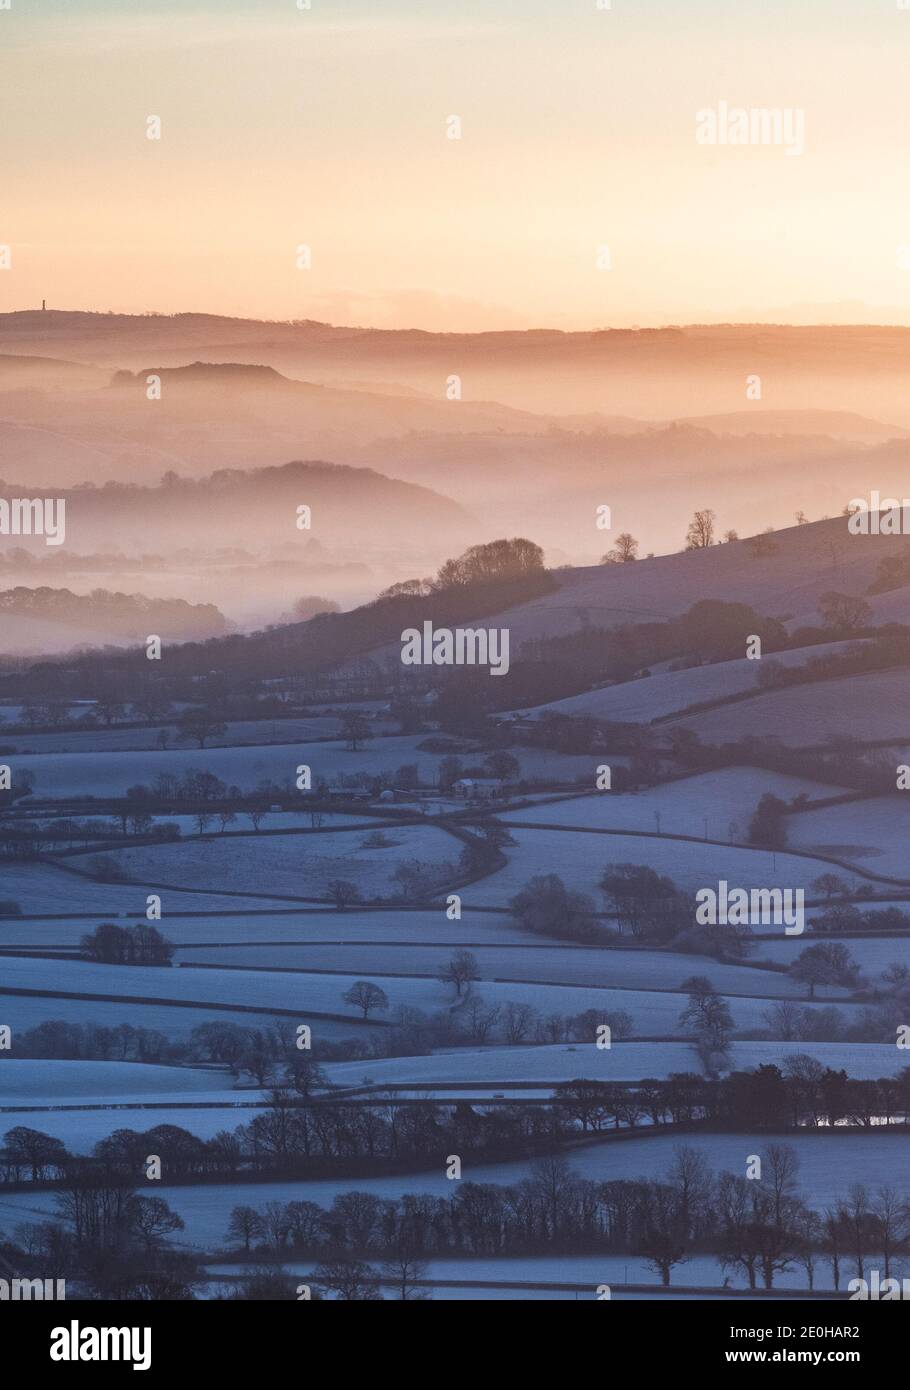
[3,0,910,330]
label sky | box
[3,0,910,330]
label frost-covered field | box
[200,1278,745,1300]
[0,1105,268,1152]
[137,812,371,835]
[5,1040,898,1157]
[323,1040,903,1089]
[26,811,373,839]
[100,824,460,899]
[503,767,847,841]
[0,536,903,1299]
[4,1131,893,1248]
[0,908,529,949]
[0,1059,235,1100]
[0,955,812,1033]
[470,529,900,649]
[668,668,910,747]
[756,935,910,978]
[524,642,864,724]
[461,827,849,908]
[413,1254,863,1291]
[787,797,910,880]
[0,715,342,755]
[0,993,358,1041]
[175,942,843,999]
[0,862,285,916]
[556,1132,910,1211]
[208,1254,887,1293]
[10,736,601,799]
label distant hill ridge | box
[0,584,228,647]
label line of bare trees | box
[219,1145,910,1294]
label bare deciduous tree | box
[685,509,716,549]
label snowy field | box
[200,1279,760,1301]
[174,943,843,1000]
[0,1058,235,1101]
[322,1040,904,1089]
[146,812,370,835]
[0,993,359,1041]
[0,1105,268,1152]
[0,955,822,1034]
[0,908,529,949]
[756,935,910,979]
[553,1132,910,1211]
[667,668,910,747]
[460,828,854,908]
[0,715,342,755]
[0,862,287,916]
[412,1254,868,1292]
[787,797,910,880]
[524,642,864,724]
[502,767,847,841]
[794,584,910,632]
[5,1041,897,1156]
[8,736,601,799]
[27,811,373,837]
[101,824,460,899]
[208,1253,891,1294]
[3,1131,894,1248]
[0,526,902,1292]
[471,527,901,649]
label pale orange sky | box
[3,0,910,330]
